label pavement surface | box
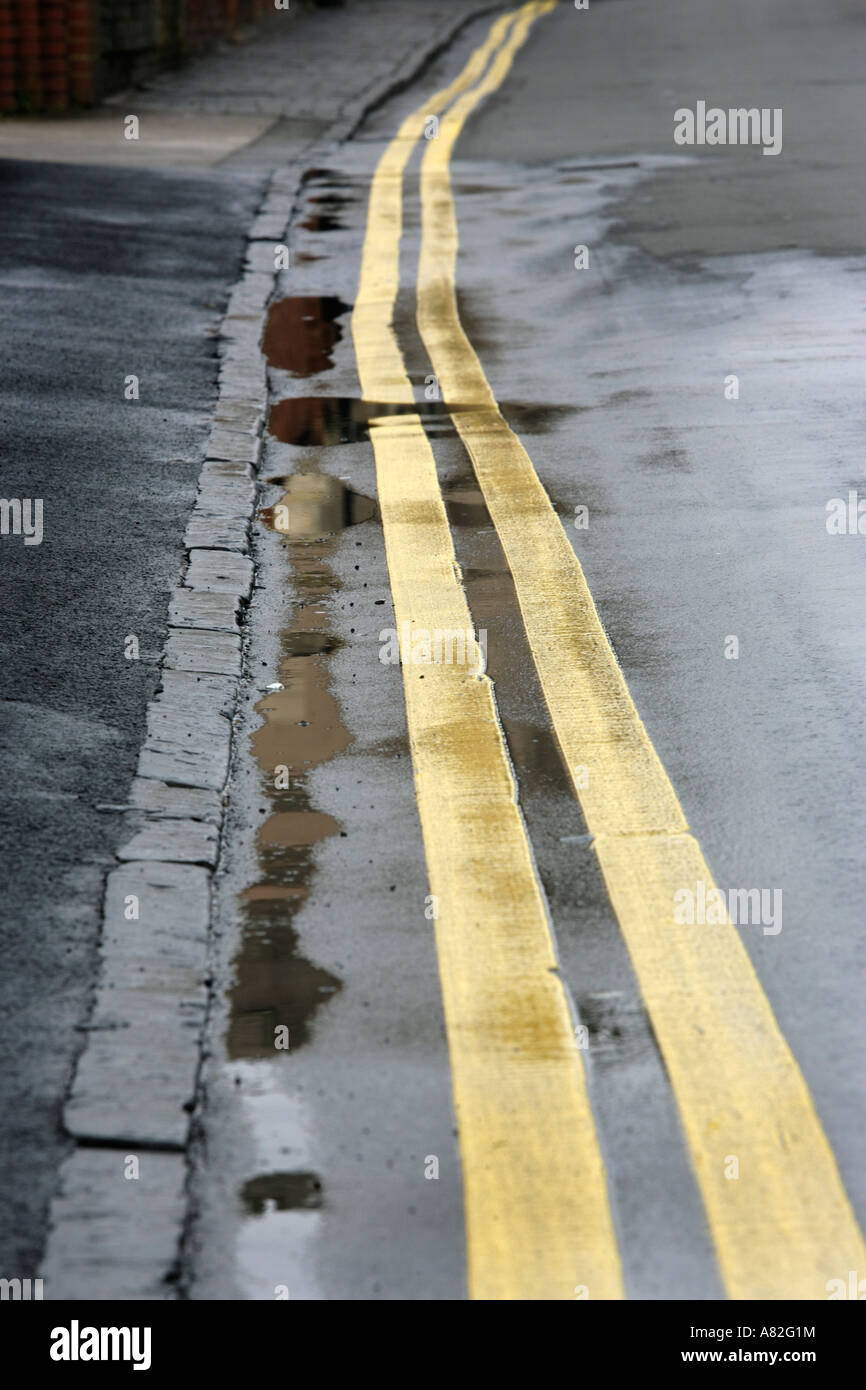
[186,0,866,1301]
[0,154,259,1275]
[2,0,865,1303]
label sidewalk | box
[0,0,497,168]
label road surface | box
[1,0,864,1305]
[188,0,866,1300]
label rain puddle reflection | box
[267,395,576,447]
[227,458,377,1277]
[241,1172,324,1215]
[260,473,377,537]
[263,296,351,375]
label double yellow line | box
[353,1,866,1299]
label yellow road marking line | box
[352,3,624,1301]
[416,21,866,1299]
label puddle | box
[301,167,350,186]
[299,169,354,235]
[259,473,378,539]
[241,1172,324,1214]
[442,483,492,530]
[500,717,576,800]
[227,433,379,1259]
[227,522,355,1062]
[300,187,351,233]
[577,992,650,1064]
[301,213,345,233]
[267,395,576,447]
[268,395,455,446]
[262,296,351,375]
[455,506,588,815]
[228,894,341,1059]
[281,631,338,658]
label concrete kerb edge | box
[332,2,504,146]
[38,0,504,1301]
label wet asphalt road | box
[453,0,866,1279]
[190,0,866,1298]
[0,158,259,1271]
[3,0,866,1301]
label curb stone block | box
[205,426,262,467]
[64,862,210,1148]
[129,777,222,822]
[185,548,254,596]
[164,627,242,676]
[137,670,234,789]
[118,819,219,865]
[249,213,289,241]
[245,240,280,274]
[200,457,253,481]
[213,399,263,433]
[169,586,242,633]
[41,1149,187,1301]
[183,512,250,553]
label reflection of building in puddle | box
[300,212,345,233]
[262,295,351,375]
[227,885,341,1061]
[443,483,492,530]
[241,1172,324,1215]
[227,526,352,1062]
[267,395,575,449]
[268,395,456,447]
[252,628,349,774]
[500,717,574,798]
[259,473,376,541]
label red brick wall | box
[68,0,97,107]
[0,2,16,112]
[185,0,233,49]
[42,1,70,109]
[14,0,44,110]
[0,0,274,113]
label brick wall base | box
[0,0,294,113]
